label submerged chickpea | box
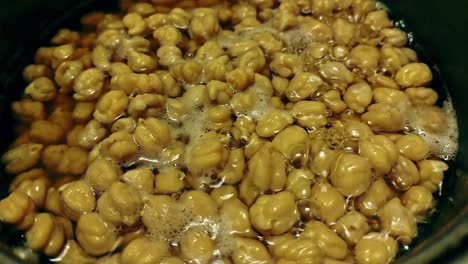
[395,63,433,88]
[355,233,398,264]
[76,213,117,256]
[134,117,171,154]
[2,143,43,174]
[330,153,372,197]
[121,237,169,264]
[61,180,96,221]
[379,198,417,245]
[309,180,346,225]
[25,77,57,101]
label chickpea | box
[301,221,349,260]
[219,198,255,237]
[249,191,299,235]
[189,8,220,42]
[60,240,96,264]
[231,238,272,264]
[226,67,255,92]
[121,237,169,264]
[286,169,313,200]
[401,186,434,217]
[155,167,185,194]
[405,87,438,106]
[77,119,107,149]
[343,82,372,113]
[272,125,308,161]
[15,176,50,208]
[270,53,303,78]
[24,77,57,101]
[157,45,183,67]
[179,190,218,218]
[367,73,399,89]
[61,180,96,221]
[361,103,403,132]
[186,134,227,172]
[134,117,171,154]
[332,18,356,45]
[84,158,121,192]
[310,180,346,224]
[110,118,136,133]
[2,143,43,174]
[153,25,182,46]
[48,107,75,132]
[389,155,420,191]
[323,90,347,114]
[9,168,46,192]
[270,236,324,263]
[359,135,398,176]
[180,229,215,264]
[363,10,393,31]
[122,167,154,193]
[72,102,95,123]
[418,159,448,193]
[0,191,36,230]
[349,45,380,70]
[356,179,395,217]
[123,12,147,35]
[396,134,430,161]
[23,64,52,82]
[330,153,372,196]
[44,187,63,217]
[25,213,62,255]
[272,9,298,31]
[319,61,354,84]
[219,148,245,185]
[127,51,157,73]
[73,68,105,101]
[256,110,293,138]
[168,7,192,29]
[373,87,410,107]
[76,212,117,256]
[12,99,46,123]
[395,63,433,88]
[379,198,417,245]
[98,182,143,226]
[128,93,166,118]
[300,17,333,42]
[211,185,238,206]
[30,120,65,145]
[100,131,138,162]
[91,45,111,73]
[380,28,408,47]
[354,233,398,264]
[207,105,232,130]
[253,32,283,55]
[285,72,323,102]
[335,211,370,245]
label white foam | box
[405,99,459,160]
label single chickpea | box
[66,124,84,147]
[121,237,169,264]
[349,45,380,70]
[48,107,75,132]
[220,197,255,237]
[405,87,438,106]
[24,77,57,102]
[93,90,129,125]
[361,103,403,132]
[363,10,393,31]
[309,180,346,224]
[153,24,182,45]
[23,64,52,82]
[253,32,283,55]
[60,180,96,221]
[389,155,420,191]
[29,120,65,145]
[395,63,433,88]
[286,169,313,200]
[237,47,266,73]
[44,187,63,217]
[356,179,395,217]
[0,191,36,230]
[418,159,448,193]
[379,27,407,48]
[25,213,62,255]
[99,182,143,226]
[335,210,370,245]
[127,51,157,73]
[226,67,255,91]
[155,167,185,194]
[344,82,373,114]
[129,2,156,16]
[2,143,43,174]
[100,131,138,162]
[401,186,434,217]
[359,135,398,176]
[73,68,105,101]
[84,157,121,192]
[332,18,356,45]
[76,212,117,256]
[15,176,50,208]
[185,133,227,172]
[330,153,372,196]
[110,63,133,77]
[319,61,354,84]
[180,229,215,264]
[219,148,245,185]
[189,8,220,43]
[301,220,349,260]
[205,55,232,82]
[110,118,135,133]
[286,72,323,102]
[378,198,417,245]
[354,233,398,264]
[9,168,47,192]
[157,45,183,67]
[373,87,411,107]
[146,13,167,30]
[270,53,303,78]
[231,238,272,264]
[34,47,54,66]
[77,119,107,149]
[128,93,166,118]
[51,44,75,69]
[211,185,238,206]
[168,7,192,29]
[247,143,287,192]
[323,90,347,114]
[134,117,171,154]
[396,134,430,161]
[272,9,298,31]
[256,110,293,138]
[367,73,399,89]
[250,191,299,235]
[123,12,147,35]
[270,235,324,263]
[272,125,308,160]
[179,190,219,218]
[121,167,154,193]
[300,17,333,42]
[72,101,95,123]
[11,99,46,123]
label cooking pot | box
[0,0,466,263]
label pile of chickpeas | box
[0,0,455,263]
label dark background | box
[0,0,467,263]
